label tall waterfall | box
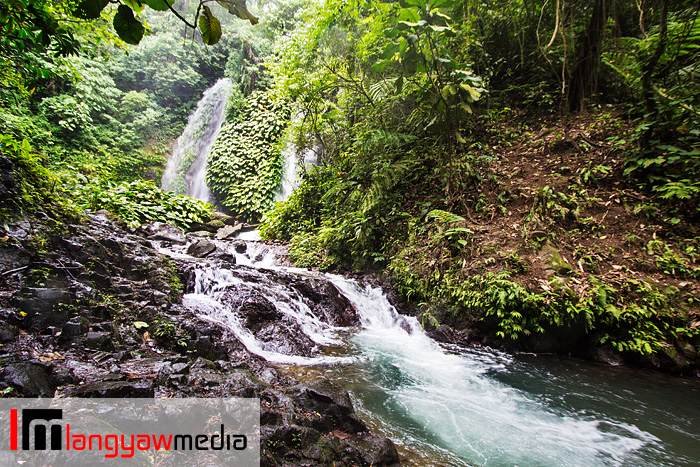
[161,78,233,203]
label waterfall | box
[161,78,233,203]
[274,133,319,202]
[152,111,698,466]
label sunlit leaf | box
[217,0,259,25]
[199,6,222,45]
[142,0,173,12]
[73,0,109,19]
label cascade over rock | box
[161,78,233,204]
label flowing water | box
[163,86,700,467]
[161,78,233,203]
[168,244,700,467]
[274,135,318,203]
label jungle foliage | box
[1,0,699,363]
[207,90,290,220]
[259,0,700,361]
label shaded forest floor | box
[393,108,700,376]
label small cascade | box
[161,78,233,203]
[153,118,699,467]
[274,142,319,202]
[183,264,353,365]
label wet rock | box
[208,250,236,263]
[185,323,231,361]
[212,212,238,226]
[191,357,218,370]
[256,320,317,357]
[233,241,247,253]
[172,362,190,374]
[292,279,360,327]
[143,222,186,244]
[206,219,226,231]
[588,346,624,366]
[426,324,472,347]
[0,154,16,201]
[293,379,367,434]
[238,293,283,330]
[659,346,691,373]
[539,243,573,276]
[187,238,216,258]
[63,379,154,398]
[344,434,401,467]
[215,224,242,240]
[61,319,87,338]
[52,366,78,386]
[2,362,55,397]
[189,230,215,238]
[85,331,113,350]
[151,290,169,306]
[18,287,71,330]
[0,323,18,343]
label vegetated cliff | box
[0,210,400,467]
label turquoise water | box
[323,278,700,467]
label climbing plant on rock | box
[206,91,290,220]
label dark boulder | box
[2,362,55,397]
[292,279,360,327]
[293,379,367,434]
[17,287,72,330]
[142,222,186,244]
[344,434,401,467]
[187,239,216,258]
[63,379,154,398]
[215,224,242,240]
[238,292,283,330]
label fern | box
[426,209,466,224]
[361,159,411,213]
[361,129,417,153]
[368,78,398,102]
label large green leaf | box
[199,6,222,45]
[113,5,144,45]
[73,0,109,19]
[122,0,145,13]
[142,0,173,11]
[217,0,259,25]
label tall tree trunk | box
[639,0,668,149]
[641,0,668,116]
[567,0,609,112]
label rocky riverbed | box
[0,211,401,467]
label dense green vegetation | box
[207,90,290,219]
[2,0,699,368]
[257,0,700,365]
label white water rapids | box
[161,241,697,467]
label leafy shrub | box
[0,134,60,219]
[206,91,290,220]
[66,177,213,230]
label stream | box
[160,80,700,467]
[160,241,700,467]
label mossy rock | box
[540,243,574,275]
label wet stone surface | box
[0,213,403,467]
